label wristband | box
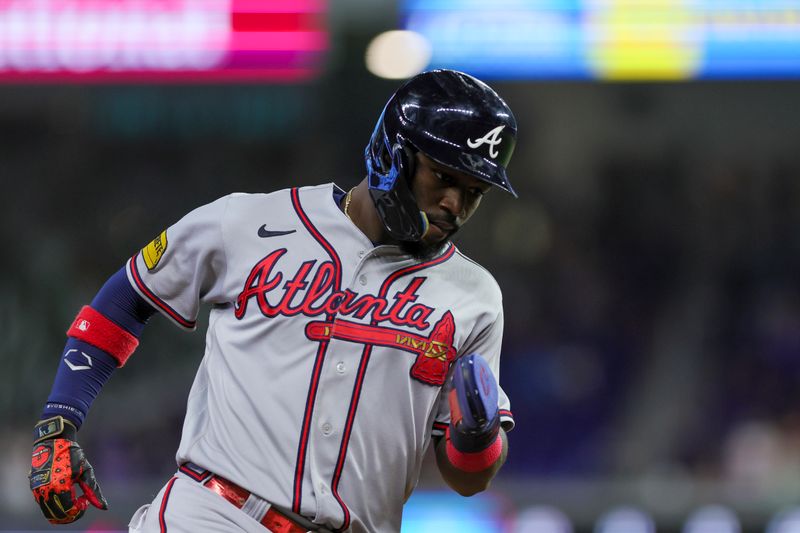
[67,306,139,366]
[445,427,503,473]
[34,416,77,444]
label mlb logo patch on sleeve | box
[143,230,168,271]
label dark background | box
[3,22,800,533]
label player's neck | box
[345,180,387,245]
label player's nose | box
[439,187,466,218]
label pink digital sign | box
[0,0,328,83]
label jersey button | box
[358,274,367,286]
[321,423,332,436]
[336,362,345,374]
[358,250,366,258]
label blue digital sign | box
[403,0,800,80]
[401,490,506,532]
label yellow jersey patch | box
[142,230,168,271]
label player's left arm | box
[433,353,509,496]
[432,300,513,496]
[434,433,508,496]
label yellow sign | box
[587,0,701,80]
[142,230,168,271]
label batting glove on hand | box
[448,353,501,453]
[29,416,108,525]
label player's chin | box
[400,235,449,260]
[425,221,458,244]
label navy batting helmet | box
[365,69,517,242]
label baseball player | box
[29,69,517,532]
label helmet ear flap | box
[392,143,417,185]
[395,143,429,236]
[367,143,427,242]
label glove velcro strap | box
[67,306,139,367]
[34,416,77,444]
[445,427,503,473]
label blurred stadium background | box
[3,1,800,531]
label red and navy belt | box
[179,463,317,533]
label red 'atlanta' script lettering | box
[234,249,434,329]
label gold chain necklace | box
[344,187,354,220]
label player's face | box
[400,152,491,258]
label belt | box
[179,463,316,533]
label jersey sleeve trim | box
[432,410,512,438]
[431,421,449,438]
[126,254,197,330]
[499,409,515,431]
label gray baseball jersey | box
[126,183,514,532]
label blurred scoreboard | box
[0,0,327,83]
[403,0,800,80]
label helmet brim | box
[408,136,518,198]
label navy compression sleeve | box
[90,266,156,336]
[41,267,156,428]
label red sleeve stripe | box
[127,254,196,330]
[433,422,449,430]
[499,409,513,419]
[67,306,139,367]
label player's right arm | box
[30,267,156,524]
[30,195,232,524]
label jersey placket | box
[304,247,387,529]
